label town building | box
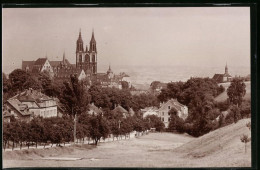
[4,88,58,122]
[212,63,232,83]
[112,104,129,118]
[158,98,188,128]
[21,30,130,88]
[87,103,103,115]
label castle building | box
[21,29,130,88]
[212,63,232,83]
[22,30,97,81]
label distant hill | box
[174,118,251,167]
[214,81,251,102]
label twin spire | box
[76,28,96,52]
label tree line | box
[161,78,250,137]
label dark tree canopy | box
[227,78,246,106]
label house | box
[158,98,188,128]
[3,110,12,123]
[141,107,159,118]
[5,88,58,121]
[87,103,103,115]
[212,63,232,83]
[112,104,128,118]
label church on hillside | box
[21,30,130,88]
[212,63,232,83]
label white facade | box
[158,99,188,128]
[41,60,54,73]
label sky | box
[2,7,250,74]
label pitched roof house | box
[158,98,188,128]
[4,88,58,121]
[112,104,128,118]
[87,103,103,115]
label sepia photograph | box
[2,6,252,168]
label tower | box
[75,29,97,76]
[76,29,85,68]
[89,29,97,75]
[225,62,228,75]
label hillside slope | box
[214,81,251,102]
[174,118,251,167]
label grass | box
[3,119,251,168]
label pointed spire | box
[90,28,96,43]
[63,51,66,63]
[225,62,228,74]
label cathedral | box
[75,30,97,76]
[21,30,131,89]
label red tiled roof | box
[34,58,47,65]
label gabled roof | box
[49,61,61,67]
[212,74,224,82]
[88,103,102,114]
[34,58,48,65]
[6,99,32,116]
[113,105,128,114]
[158,98,186,111]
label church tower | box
[225,62,228,75]
[76,30,85,68]
[89,30,97,75]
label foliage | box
[144,115,165,132]
[9,69,40,94]
[227,78,246,106]
[240,134,251,153]
[89,114,110,145]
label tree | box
[89,114,110,145]
[229,105,241,123]
[240,134,251,153]
[227,78,246,106]
[9,69,40,94]
[60,74,90,143]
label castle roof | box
[34,58,48,65]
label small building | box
[212,63,232,83]
[5,88,58,121]
[87,103,103,115]
[141,107,159,118]
[112,104,128,118]
[158,98,188,128]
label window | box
[162,112,164,116]
[168,106,171,109]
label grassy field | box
[214,81,251,102]
[3,119,251,168]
